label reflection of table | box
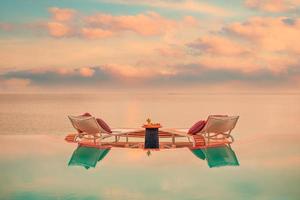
[143,124,161,149]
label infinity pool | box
[0,93,299,199]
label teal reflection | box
[190,149,206,160]
[191,146,239,168]
[68,146,110,169]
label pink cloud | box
[156,45,186,57]
[79,67,95,77]
[188,36,250,56]
[198,55,261,72]
[42,9,198,39]
[245,0,300,12]
[81,28,114,39]
[101,64,176,79]
[56,68,75,75]
[101,64,153,78]
[226,17,300,54]
[181,16,300,73]
[84,12,177,36]
[183,16,199,27]
[47,22,71,37]
[0,22,14,31]
[48,7,76,21]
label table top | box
[142,124,162,129]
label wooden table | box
[143,124,161,149]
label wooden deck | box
[65,130,231,149]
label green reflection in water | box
[191,146,239,168]
[190,149,206,160]
[68,146,110,169]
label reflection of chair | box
[190,146,239,168]
[68,115,140,144]
[68,146,110,169]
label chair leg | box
[74,135,79,142]
[172,135,176,148]
[207,133,210,146]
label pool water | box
[0,93,299,199]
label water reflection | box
[68,145,239,169]
[68,146,110,169]
[191,146,239,168]
[1,135,299,199]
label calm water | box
[0,93,299,199]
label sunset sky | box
[0,0,300,92]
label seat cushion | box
[210,115,228,117]
[81,112,92,117]
[188,120,206,135]
[96,118,112,133]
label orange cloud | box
[79,67,95,77]
[183,16,199,27]
[43,9,198,39]
[49,7,76,21]
[226,17,300,54]
[81,28,114,39]
[156,45,186,57]
[85,12,177,36]
[198,55,261,72]
[101,64,153,78]
[101,64,176,79]
[47,22,71,37]
[188,36,250,56]
[182,16,300,73]
[245,0,300,12]
[56,68,75,75]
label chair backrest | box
[202,116,239,134]
[68,115,101,135]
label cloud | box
[1,6,300,92]
[245,0,300,12]
[83,12,177,37]
[101,64,176,79]
[106,0,232,16]
[156,44,186,58]
[79,67,95,77]
[187,36,250,56]
[1,63,299,91]
[224,17,300,54]
[47,22,71,37]
[0,22,14,31]
[0,67,110,88]
[55,68,75,75]
[81,28,114,39]
[48,7,76,21]
[43,9,198,38]
[181,16,300,73]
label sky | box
[0,0,300,93]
